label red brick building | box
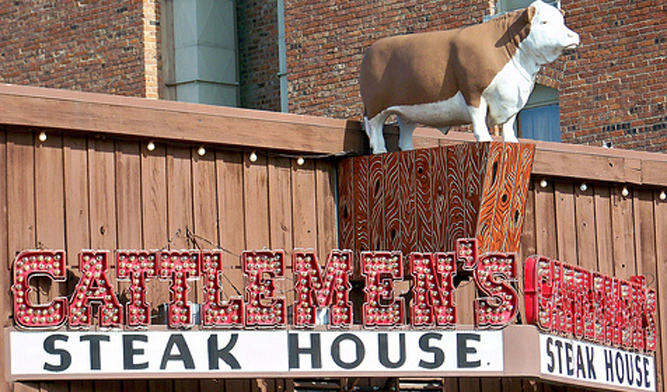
[1,0,665,150]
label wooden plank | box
[0,130,11,392]
[519,185,537,262]
[315,161,337,260]
[34,132,66,307]
[166,146,194,249]
[432,146,448,251]
[192,148,219,304]
[216,151,245,306]
[115,141,143,249]
[268,157,294,308]
[337,158,355,251]
[415,149,433,252]
[268,157,293,251]
[0,85,366,155]
[63,136,91,273]
[88,139,117,250]
[505,144,535,252]
[490,143,518,252]
[633,190,657,281]
[148,379,174,392]
[554,181,579,264]
[6,131,36,258]
[476,142,504,253]
[35,134,65,250]
[653,191,667,392]
[574,184,597,270]
[594,185,614,275]
[140,142,171,310]
[632,190,660,391]
[368,155,384,251]
[611,186,636,279]
[353,156,369,254]
[554,182,577,264]
[533,179,558,259]
[383,152,401,252]
[123,380,148,392]
[291,159,318,250]
[398,150,417,256]
[216,150,245,277]
[447,144,467,250]
[243,153,270,249]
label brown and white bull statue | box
[360,0,580,153]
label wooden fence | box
[1,84,667,392]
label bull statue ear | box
[524,5,537,23]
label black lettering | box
[554,340,564,374]
[331,333,364,369]
[208,334,241,370]
[378,333,406,369]
[160,334,195,370]
[123,334,148,370]
[418,333,444,369]
[615,352,625,384]
[288,333,321,369]
[635,355,642,387]
[565,342,574,376]
[625,353,634,386]
[546,337,555,373]
[43,334,71,372]
[586,346,596,380]
[457,333,480,368]
[80,335,110,370]
[604,349,614,382]
[644,357,651,388]
[575,345,585,378]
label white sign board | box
[539,333,656,392]
[10,330,503,379]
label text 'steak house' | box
[1,84,667,392]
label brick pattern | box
[0,0,149,97]
[237,0,281,111]
[559,0,667,151]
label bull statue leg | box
[501,115,519,143]
[364,113,390,154]
[397,117,418,151]
[468,100,493,142]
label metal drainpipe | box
[277,0,288,112]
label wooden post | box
[338,142,535,255]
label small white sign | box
[10,329,503,379]
[539,333,656,392]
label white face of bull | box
[522,0,580,64]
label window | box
[517,84,561,142]
[496,0,560,13]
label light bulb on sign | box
[197,146,206,156]
[38,132,48,142]
[296,157,305,166]
[249,151,258,162]
[147,141,156,151]
[539,179,548,188]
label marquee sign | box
[7,239,657,391]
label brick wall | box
[0,0,150,97]
[559,0,667,151]
[237,0,281,111]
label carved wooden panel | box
[338,142,535,255]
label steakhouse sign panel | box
[10,330,503,378]
[7,239,657,391]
